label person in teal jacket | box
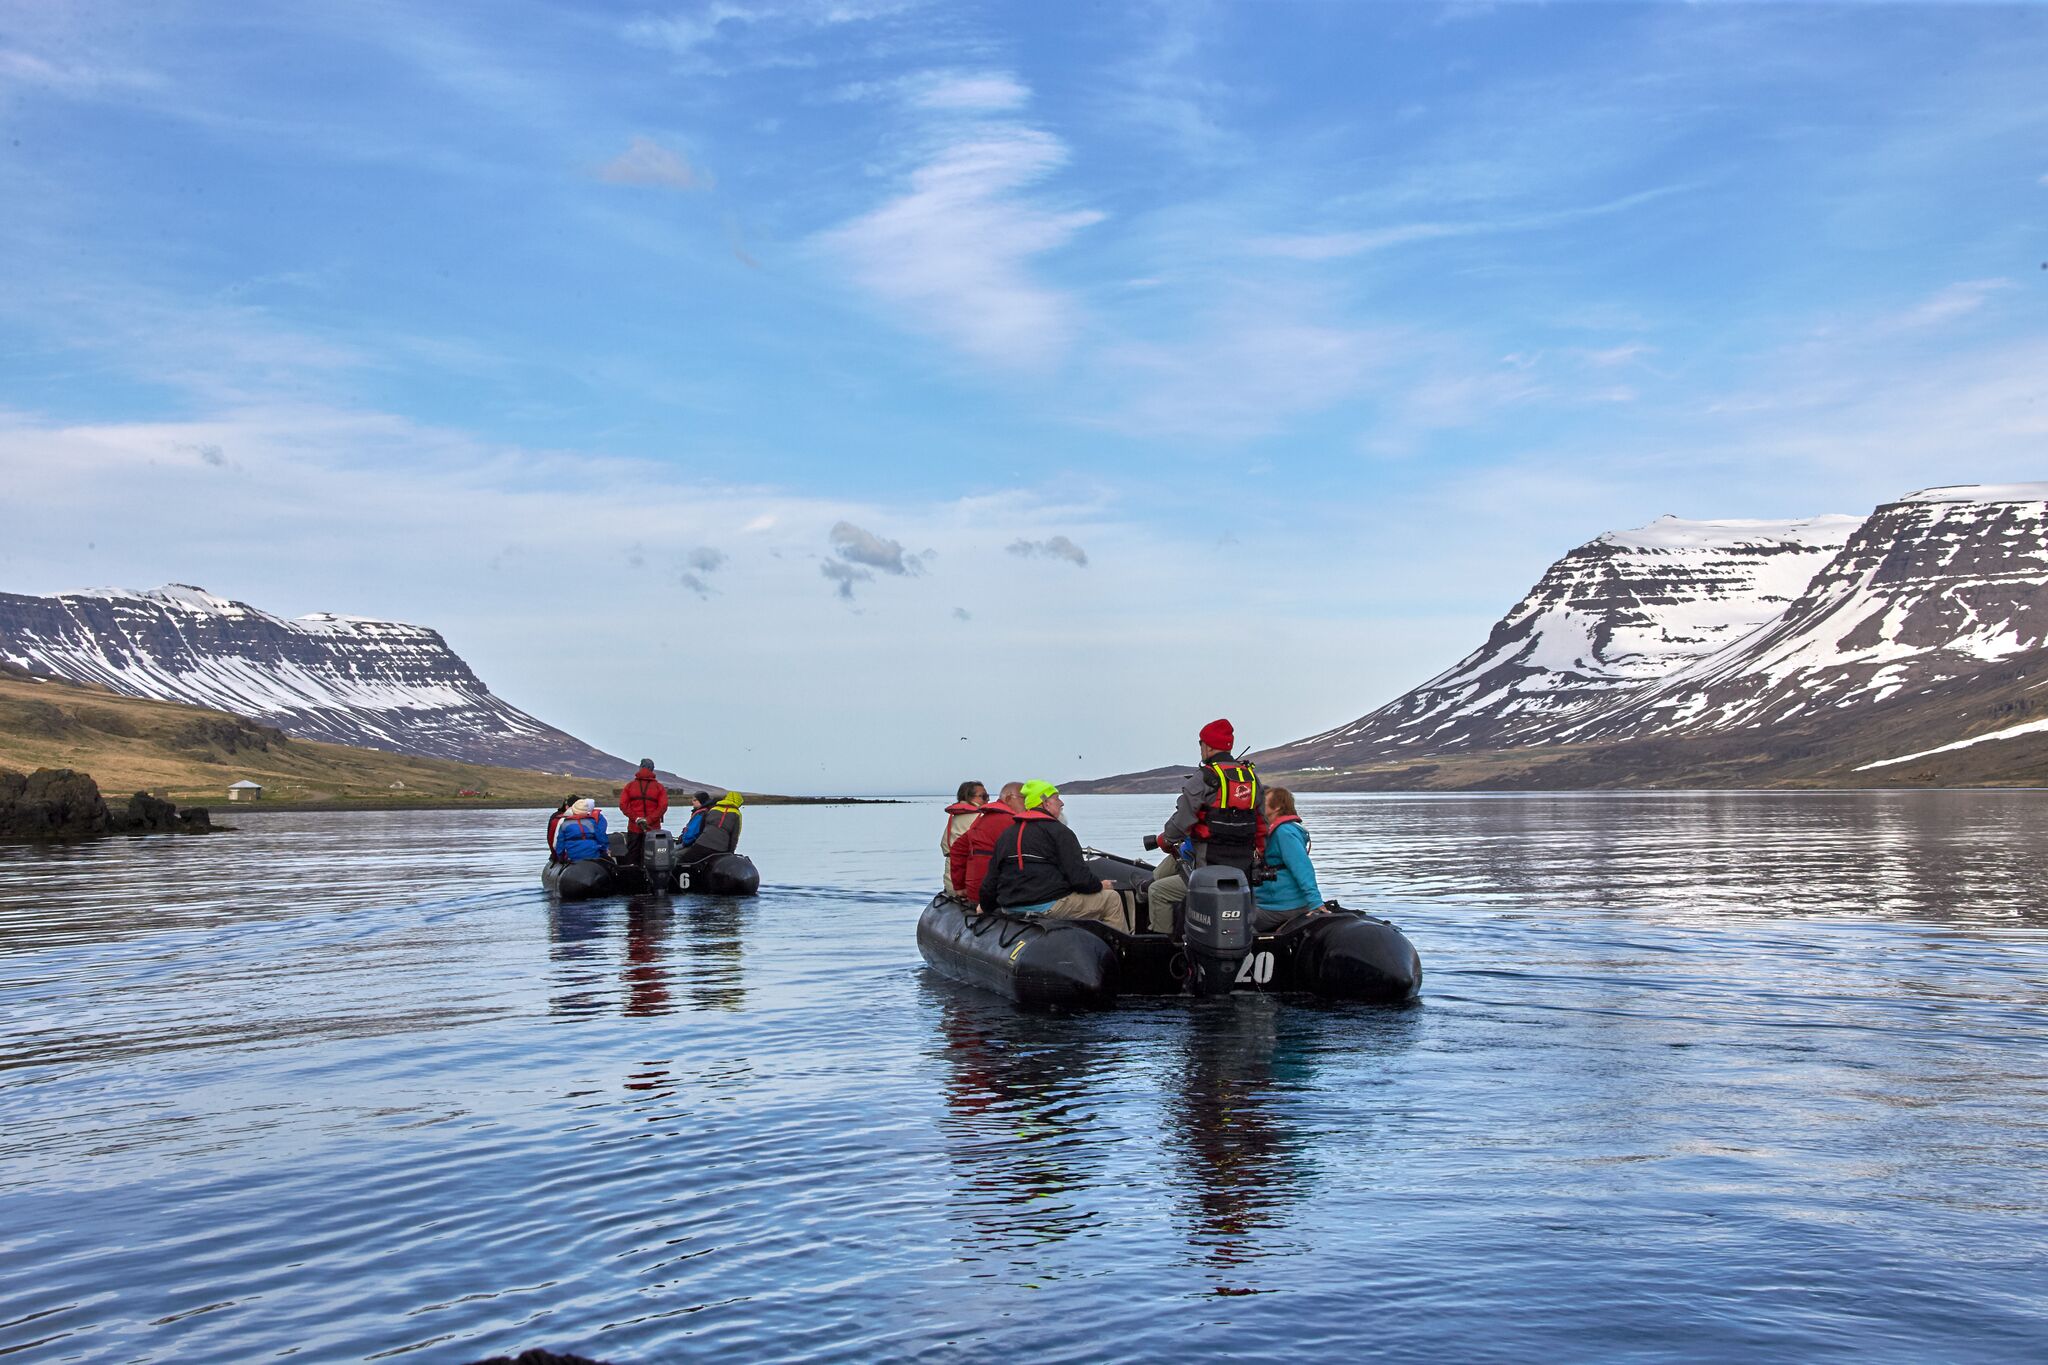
[1253,786,1323,929]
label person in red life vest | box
[939,779,989,895]
[948,781,1024,903]
[552,798,610,863]
[619,759,669,867]
[1144,718,1260,933]
[1253,786,1324,930]
[978,782,1132,933]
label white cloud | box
[818,123,1104,369]
[597,135,710,190]
[0,46,163,95]
[1882,278,2013,332]
[0,403,1238,791]
[910,71,1029,112]
[624,0,922,61]
[1250,224,1461,260]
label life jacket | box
[1007,807,1058,871]
[693,805,742,854]
[1263,812,1304,860]
[1192,757,1260,871]
[555,812,605,860]
[622,775,667,827]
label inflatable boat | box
[916,850,1421,1009]
[541,829,761,902]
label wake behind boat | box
[917,849,1421,1009]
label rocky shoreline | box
[0,768,215,839]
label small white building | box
[228,780,264,802]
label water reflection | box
[1311,791,2048,925]
[932,989,1111,1254]
[623,898,675,1018]
[1168,996,1311,1272]
[546,896,752,1019]
[4,801,2046,1363]
[680,899,748,1013]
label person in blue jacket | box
[552,797,610,863]
[680,790,713,844]
[1253,786,1323,929]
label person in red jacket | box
[940,780,988,895]
[948,781,1024,904]
[620,759,669,867]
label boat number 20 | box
[1235,951,1275,985]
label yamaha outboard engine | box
[642,829,680,889]
[1181,865,1256,997]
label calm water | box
[3,792,2046,1363]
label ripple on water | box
[1,795,2046,1362]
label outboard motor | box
[1181,866,1256,997]
[641,829,680,889]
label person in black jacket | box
[978,781,1132,933]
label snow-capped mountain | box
[1083,481,2048,791]
[1562,485,2048,745]
[0,584,637,778]
[1269,513,1862,767]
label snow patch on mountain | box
[1855,716,2048,771]
[1566,486,2048,742]
[1271,512,1862,765]
[0,584,633,777]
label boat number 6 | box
[1235,951,1275,985]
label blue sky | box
[1,1,2044,791]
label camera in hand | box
[1142,834,1161,851]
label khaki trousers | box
[1046,887,1133,935]
[1146,859,1188,934]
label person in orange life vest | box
[620,759,669,866]
[1253,786,1324,931]
[949,781,1024,903]
[1144,718,1261,933]
[940,780,989,896]
[978,782,1131,932]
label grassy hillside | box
[0,671,602,807]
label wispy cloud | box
[818,113,1103,369]
[624,0,924,63]
[0,46,163,96]
[1249,184,1700,262]
[909,71,1029,112]
[597,135,711,190]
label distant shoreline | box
[225,794,904,813]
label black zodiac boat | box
[541,829,761,902]
[917,849,1421,1009]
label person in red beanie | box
[1144,718,1260,933]
[619,759,669,867]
